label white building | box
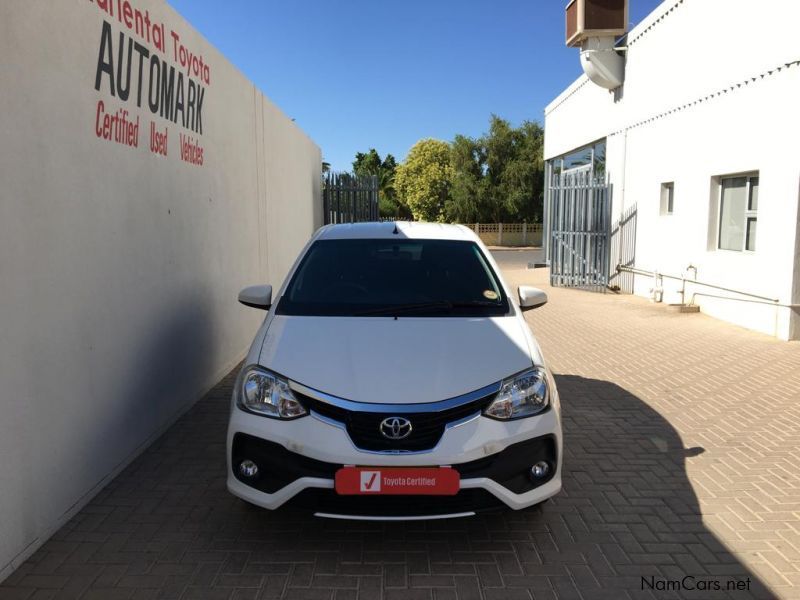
[544,0,800,340]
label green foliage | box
[348,116,543,223]
[394,116,545,223]
[378,195,400,218]
[394,139,454,222]
[352,149,382,178]
[445,134,486,223]
[489,117,544,223]
[353,148,403,218]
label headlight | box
[236,366,307,419]
[483,368,549,420]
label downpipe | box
[650,271,663,303]
[681,264,698,305]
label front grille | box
[297,391,498,452]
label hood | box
[259,315,535,404]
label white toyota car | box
[227,221,562,519]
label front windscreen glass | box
[276,239,509,317]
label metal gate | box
[323,172,379,224]
[547,169,611,291]
[609,203,638,293]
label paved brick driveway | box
[2,250,799,600]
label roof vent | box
[566,0,628,90]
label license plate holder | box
[335,467,460,495]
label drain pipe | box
[680,264,698,306]
[650,270,663,303]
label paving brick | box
[0,588,34,600]
[259,574,288,599]
[181,587,234,600]
[384,589,431,600]
[116,575,168,589]
[475,564,502,588]
[1,254,798,600]
[81,588,135,600]
[309,575,357,590]
[408,575,454,588]
[14,577,69,590]
[452,576,481,600]
[483,590,530,600]
[383,565,406,588]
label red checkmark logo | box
[359,470,381,492]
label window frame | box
[716,172,759,254]
[660,182,674,216]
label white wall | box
[544,0,800,339]
[0,0,321,579]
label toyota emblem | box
[379,416,413,440]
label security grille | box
[547,170,612,291]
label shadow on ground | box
[0,371,776,600]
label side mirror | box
[238,284,272,310]
[518,286,548,311]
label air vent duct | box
[580,36,625,90]
[566,0,628,47]
[566,0,628,90]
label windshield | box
[276,239,509,317]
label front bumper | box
[227,402,562,518]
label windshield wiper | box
[354,301,453,316]
[450,300,502,308]
[354,300,501,317]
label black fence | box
[323,172,379,224]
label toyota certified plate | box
[335,467,460,495]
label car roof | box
[314,221,480,242]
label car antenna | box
[392,222,399,235]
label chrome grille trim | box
[289,380,502,413]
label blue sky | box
[168,0,663,171]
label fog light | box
[238,460,259,478]
[530,461,550,480]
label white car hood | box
[258,315,535,404]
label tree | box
[359,115,544,223]
[395,139,453,222]
[489,117,544,223]
[446,134,486,223]
[352,149,382,178]
[446,115,545,223]
[353,148,405,218]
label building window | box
[660,182,674,215]
[718,173,758,252]
[546,138,607,178]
